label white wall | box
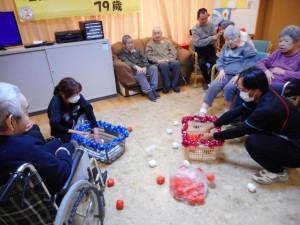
[213,0,260,35]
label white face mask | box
[68,94,80,103]
[240,91,254,102]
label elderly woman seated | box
[256,25,300,93]
[199,25,258,116]
[0,82,74,195]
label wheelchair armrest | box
[281,81,291,96]
[58,149,84,195]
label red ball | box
[206,173,215,182]
[116,200,124,210]
[187,195,197,205]
[127,127,133,132]
[195,195,205,204]
[107,178,115,187]
[156,176,165,185]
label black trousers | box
[245,134,300,173]
[195,44,218,84]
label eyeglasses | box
[225,37,238,42]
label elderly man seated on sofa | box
[111,36,194,97]
[117,34,159,102]
[146,26,181,94]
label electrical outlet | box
[247,0,252,9]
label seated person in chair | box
[256,25,300,93]
[117,35,159,102]
[0,82,74,195]
[199,25,257,116]
[191,8,221,90]
[146,26,181,93]
[232,25,300,109]
[48,77,100,143]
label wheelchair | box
[0,149,107,225]
[281,79,300,108]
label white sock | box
[199,108,208,115]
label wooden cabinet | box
[0,39,116,114]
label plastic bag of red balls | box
[169,163,215,205]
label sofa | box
[111,37,194,97]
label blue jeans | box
[158,60,180,88]
[204,75,237,106]
[134,65,158,93]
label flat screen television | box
[0,11,23,50]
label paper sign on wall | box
[14,0,140,21]
[221,0,247,9]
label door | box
[255,0,300,52]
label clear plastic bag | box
[169,163,213,205]
[73,114,89,131]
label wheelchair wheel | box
[54,180,105,225]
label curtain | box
[0,0,213,45]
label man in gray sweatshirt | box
[191,8,222,90]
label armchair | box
[111,37,194,97]
[253,40,272,53]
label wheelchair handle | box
[0,163,37,206]
[59,149,84,195]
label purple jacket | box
[256,49,300,87]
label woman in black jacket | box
[201,66,300,184]
[48,77,99,143]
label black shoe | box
[153,90,160,98]
[163,86,171,94]
[203,83,209,91]
[147,91,156,102]
[172,86,180,93]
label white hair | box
[280,25,300,42]
[0,82,22,131]
[224,25,240,39]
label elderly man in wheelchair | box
[0,82,106,225]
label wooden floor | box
[30,84,197,138]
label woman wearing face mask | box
[48,77,99,143]
[200,66,300,185]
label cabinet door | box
[0,51,54,113]
[46,40,116,101]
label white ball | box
[173,121,179,126]
[166,128,173,134]
[183,160,190,166]
[149,159,157,168]
[172,142,180,149]
[247,183,256,193]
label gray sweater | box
[191,22,216,47]
[216,42,258,75]
[117,48,150,70]
[145,39,177,64]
